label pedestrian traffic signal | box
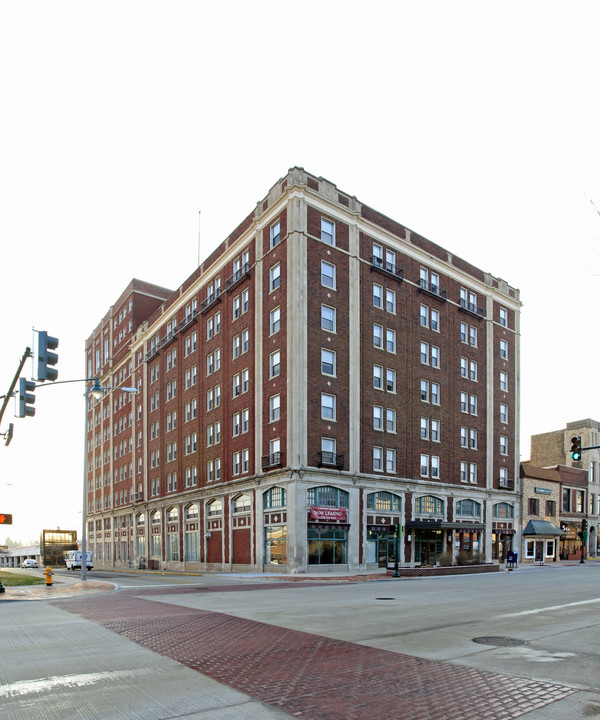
[17,378,36,418]
[37,331,59,382]
[0,513,13,525]
[570,436,582,461]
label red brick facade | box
[84,168,521,573]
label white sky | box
[1,1,599,545]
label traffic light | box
[17,378,36,418]
[37,331,59,382]
[570,436,582,461]
[0,513,13,525]
[582,518,588,540]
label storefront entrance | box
[415,530,443,566]
[366,529,396,567]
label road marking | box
[500,597,600,618]
[0,668,152,698]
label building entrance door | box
[415,530,443,566]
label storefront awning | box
[523,520,563,537]
[442,522,485,531]
[405,520,443,529]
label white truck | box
[65,550,93,571]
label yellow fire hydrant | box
[45,566,54,587]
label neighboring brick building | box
[84,167,521,573]
[519,463,562,563]
[530,419,599,555]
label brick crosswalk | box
[55,586,576,720]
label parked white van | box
[65,551,93,570]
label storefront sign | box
[310,506,347,522]
[535,487,552,495]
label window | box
[460,357,468,378]
[420,454,430,477]
[270,220,281,248]
[373,324,383,348]
[232,295,240,319]
[386,289,396,314]
[270,307,281,334]
[460,426,468,448]
[528,498,539,515]
[321,217,335,245]
[416,495,444,515]
[270,263,281,291]
[386,368,396,392]
[321,260,336,289]
[264,486,287,509]
[386,329,396,353]
[500,403,508,423]
[233,373,241,397]
[431,456,440,479]
[500,372,508,391]
[421,417,430,440]
[373,446,383,471]
[386,408,396,433]
[420,304,429,327]
[469,326,477,347]
[269,394,281,422]
[460,287,478,313]
[321,349,336,376]
[241,368,249,393]
[367,491,401,512]
[469,428,477,449]
[500,436,508,455]
[373,405,383,430]
[547,499,556,516]
[431,382,440,405]
[469,462,477,484]
[431,346,440,369]
[241,288,249,313]
[421,342,430,365]
[270,350,281,378]
[241,328,249,353]
[460,461,468,483]
[373,364,383,389]
[457,499,481,517]
[321,393,336,420]
[421,379,429,402]
[321,304,336,332]
[232,334,240,359]
[232,412,240,437]
[562,488,571,511]
[469,360,477,382]
[499,467,509,487]
[500,339,509,359]
[499,307,508,327]
[469,394,478,415]
[460,322,468,343]
[431,419,440,442]
[373,283,383,308]
[386,449,396,473]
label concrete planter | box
[386,564,500,577]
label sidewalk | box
[0,570,115,601]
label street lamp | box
[81,378,137,581]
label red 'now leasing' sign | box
[309,506,347,522]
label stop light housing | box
[17,378,36,418]
[0,513,13,525]
[37,331,59,382]
[570,436,582,461]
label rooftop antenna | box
[197,211,201,267]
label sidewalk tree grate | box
[472,636,527,647]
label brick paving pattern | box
[54,585,576,720]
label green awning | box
[522,520,563,537]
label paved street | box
[1,563,600,719]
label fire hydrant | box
[45,566,54,586]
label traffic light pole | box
[0,347,32,432]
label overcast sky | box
[1,1,599,545]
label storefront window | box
[308,526,347,564]
[265,526,287,564]
[456,499,481,517]
[415,495,444,515]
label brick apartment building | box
[84,167,521,573]
[530,420,599,555]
